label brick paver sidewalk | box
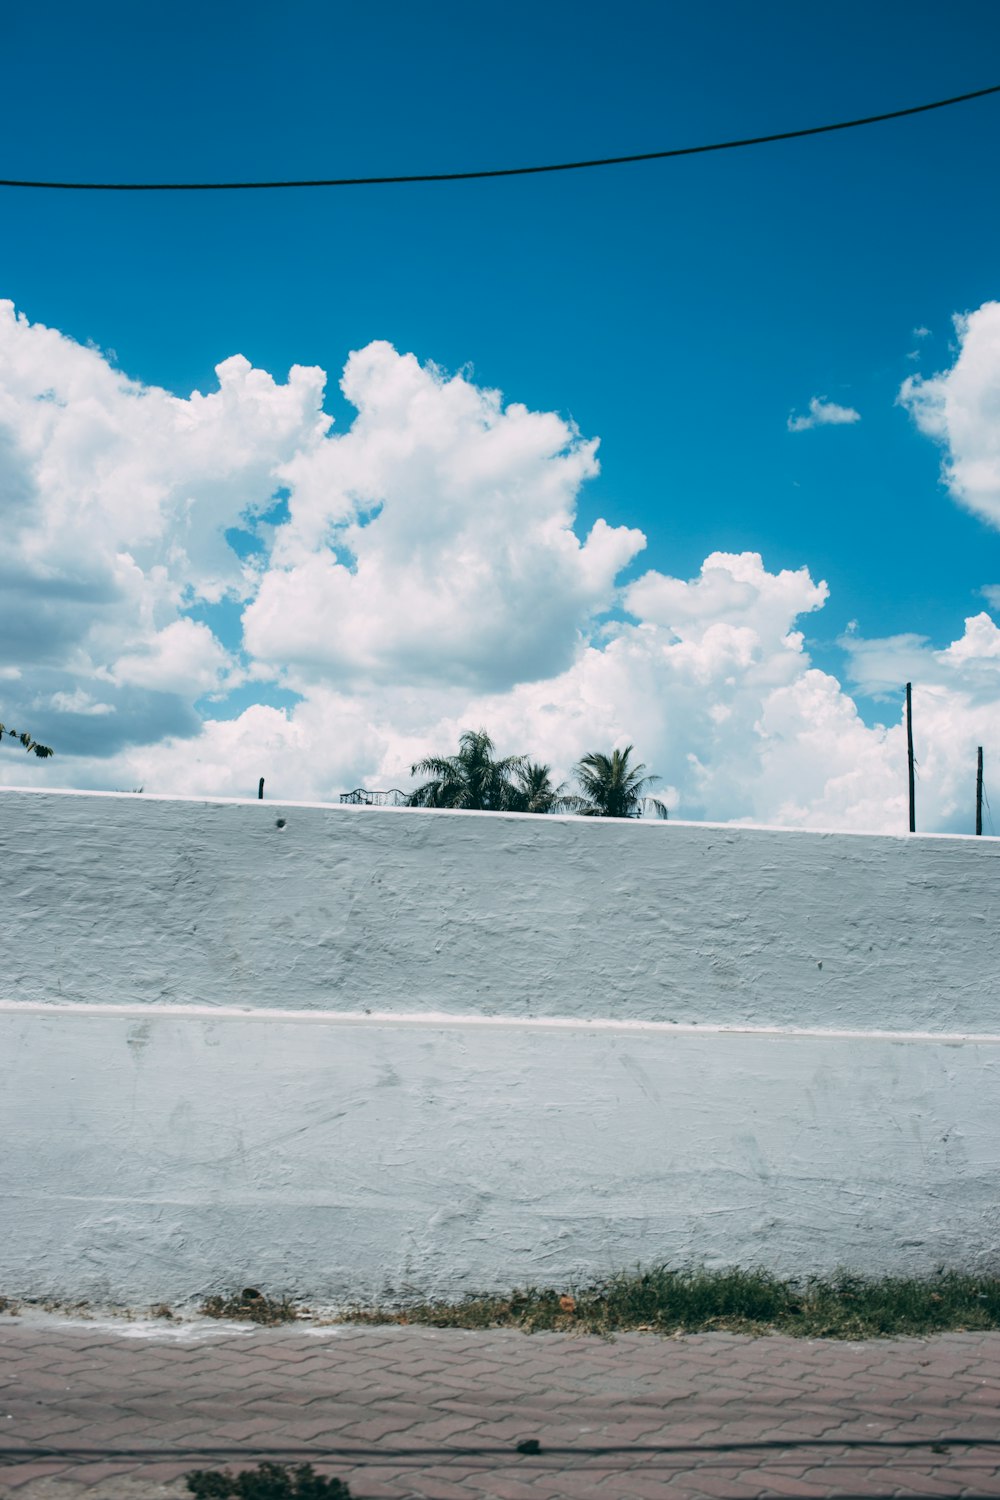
[1,1313,999,1499]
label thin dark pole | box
[258,777,265,800]
[906,683,915,833]
[977,747,984,836]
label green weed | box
[326,1265,1000,1340]
[185,1461,350,1498]
[200,1288,302,1326]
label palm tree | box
[572,744,667,819]
[0,721,53,758]
[407,729,525,811]
[508,761,571,815]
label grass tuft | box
[185,1461,350,1498]
[325,1265,1000,1340]
[200,1288,302,1326]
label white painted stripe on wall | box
[2,999,999,1045]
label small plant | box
[185,1461,351,1499]
[200,1287,302,1325]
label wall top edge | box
[2,999,999,1044]
[0,784,996,845]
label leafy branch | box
[0,722,54,758]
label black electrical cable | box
[1,82,998,191]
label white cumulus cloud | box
[0,299,329,754]
[242,342,644,692]
[899,301,1000,528]
[787,396,861,432]
[109,618,236,696]
[3,298,1000,836]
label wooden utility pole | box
[977,747,983,836]
[258,777,265,800]
[906,682,915,833]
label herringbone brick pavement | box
[1,1313,999,1499]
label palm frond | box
[410,754,460,779]
[407,729,526,811]
[573,745,661,818]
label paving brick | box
[405,1467,481,1499]
[40,1462,140,1486]
[337,1462,427,1497]
[633,1420,722,1443]
[0,1465,72,1490]
[109,1461,196,1483]
[463,1476,544,1500]
[796,1461,900,1488]
[956,1476,1000,1499]
[751,1478,851,1499]
[834,1467,904,1495]
[581,1418,673,1443]
[892,1476,990,1497]
[335,1415,426,1442]
[528,1472,636,1500]
[6,1322,1000,1495]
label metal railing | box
[339,788,408,807]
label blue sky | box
[2,0,1000,827]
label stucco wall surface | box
[2,787,999,1031]
[3,788,998,1301]
[3,1004,999,1303]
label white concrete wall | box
[2,787,999,1302]
[4,787,1000,1031]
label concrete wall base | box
[3,1003,998,1304]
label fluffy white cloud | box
[844,612,1000,702]
[242,342,644,691]
[109,618,235,696]
[787,396,861,432]
[115,575,999,837]
[899,301,1000,527]
[3,298,1000,835]
[109,550,1000,836]
[0,299,343,756]
[46,689,113,716]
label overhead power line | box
[2,82,998,192]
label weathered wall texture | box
[3,1004,999,1304]
[4,787,1000,1031]
[1,788,998,1302]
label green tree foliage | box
[407,728,525,811]
[0,722,53,758]
[508,761,572,814]
[405,730,668,819]
[572,744,667,819]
